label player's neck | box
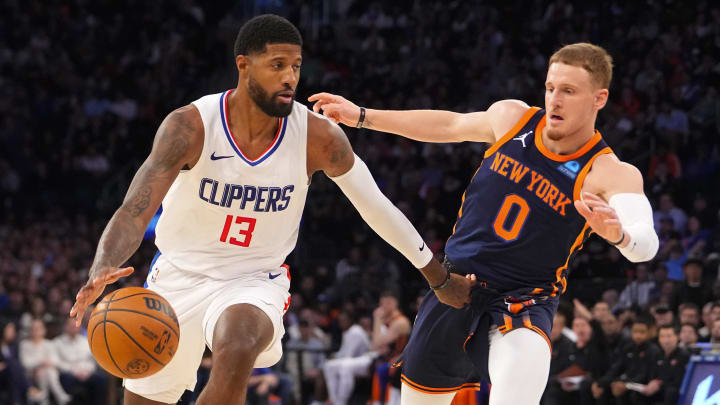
[227,88,279,143]
[541,124,596,156]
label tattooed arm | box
[307,113,475,308]
[70,105,203,325]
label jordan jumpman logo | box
[513,131,532,147]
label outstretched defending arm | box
[307,112,475,308]
[574,156,658,263]
[70,105,203,325]
[308,92,528,144]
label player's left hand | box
[574,192,624,244]
[434,273,477,309]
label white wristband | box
[608,193,659,262]
[330,154,434,268]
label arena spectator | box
[682,216,713,257]
[285,319,328,404]
[53,318,107,404]
[711,301,720,322]
[246,368,280,405]
[19,320,71,405]
[670,259,713,309]
[679,323,699,350]
[591,301,612,321]
[712,318,720,345]
[0,321,28,405]
[653,193,688,233]
[18,297,55,341]
[321,311,371,405]
[324,290,409,405]
[690,193,716,229]
[0,292,25,325]
[617,263,655,309]
[698,301,714,341]
[570,316,610,405]
[600,314,628,355]
[367,289,411,405]
[648,142,682,182]
[542,312,577,405]
[655,102,689,139]
[650,303,675,330]
[649,325,689,405]
[678,302,701,328]
[598,316,662,405]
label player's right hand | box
[434,273,477,309]
[69,266,134,327]
[308,93,361,127]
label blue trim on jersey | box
[219,90,287,167]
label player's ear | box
[594,88,609,111]
[235,54,250,73]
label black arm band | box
[430,267,452,291]
[356,107,366,128]
[608,231,625,246]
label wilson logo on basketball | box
[154,330,171,354]
[143,297,178,323]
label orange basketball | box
[87,287,180,379]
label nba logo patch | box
[150,266,160,283]
[557,161,580,179]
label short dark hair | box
[680,322,698,332]
[380,287,401,301]
[682,258,704,270]
[657,324,677,335]
[679,302,699,313]
[234,14,303,56]
[633,313,655,328]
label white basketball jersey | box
[154,90,309,279]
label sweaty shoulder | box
[306,109,354,177]
[583,153,644,200]
[485,99,532,143]
[154,104,204,170]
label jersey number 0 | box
[493,194,530,241]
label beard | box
[545,127,565,141]
[248,75,294,117]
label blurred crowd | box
[1,0,720,404]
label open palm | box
[574,192,623,243]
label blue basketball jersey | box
[445,108,612,296]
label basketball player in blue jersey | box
[309,43,659,405]
[69,15,474,405]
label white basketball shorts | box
[123,253,291,403]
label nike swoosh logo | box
[210,152,234,160]
[419,243,425,251]
[269,273,282,280]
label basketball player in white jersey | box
[69,15,475,405]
